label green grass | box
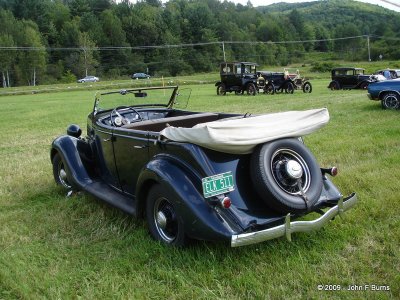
[0,79,399,299]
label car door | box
[112,129,149,196]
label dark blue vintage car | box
[368,79,400,109]
[50,86,356,247]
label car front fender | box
[136,156,237,242]
[50,135,93,189]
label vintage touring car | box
[51,86,356,247]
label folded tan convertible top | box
[160,108,329,154]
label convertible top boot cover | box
[160,108,329,154]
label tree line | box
[0,0,399,87]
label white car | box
[77,76,99,83]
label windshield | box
[93,86,190,114]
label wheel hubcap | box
[385,96,398,109]
[271,148,311,195]
[153,198,177,243]
[58,161,71,189]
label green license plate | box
[202,172,235,198]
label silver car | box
[77,76,99,83]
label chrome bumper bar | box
[231,193,357,247]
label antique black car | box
[215,62,274,96]
[51,86,357,247]
[328,67,373,90]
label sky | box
[225,0,400,12]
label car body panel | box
[367,79,400,100]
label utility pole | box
[367,35,371,62]
[222,42,226,62]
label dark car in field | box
[215,62,274,95]
[259,69,312,94]
[50,86,356,247]
[368,79,400,109]
[328,67,372,90]
[132,73,150,79]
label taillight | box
[220,197,231,209]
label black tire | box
[284,82,294,94]
[146,184,186,246]
[52,153,72,189]
[246,83,257,96]
[265,83,275,95]
[216,84,226,96]
[382,93,400,110]
[359,82,369,90]
[329,81,340,90]
[302,82,312,93]
[250,139,323,213]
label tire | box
[265,83,275,95]
[302,82,312,93]
[52,153,72,190]
[359,82,369,90]
[146,184,186,246]
[329,81,340,90]
[216,84,226,96]
[246,83,257,96]
[250,139,323,214]
[284,82,294,94]
[382,93,400,110]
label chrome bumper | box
[231,193,357,247]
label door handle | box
[134,145,148,149]
[103,138,111,142]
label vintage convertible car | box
[50,86,357,247]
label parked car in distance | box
[50,85,357,247]
[367,79,400,109]
[77,75,99,83]
[259,69,312,93]
[215,62,266,96]
[328,67,372,90]
[132,73,150,79]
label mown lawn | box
[0,79,398,299]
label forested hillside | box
[0,0,399,87]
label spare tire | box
[250,138,323,214]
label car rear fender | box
[215,81,222,87]
[50,135,93,189]
[136,156,236,242]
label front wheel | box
[302,82,312,93]
[52,153,72,189]
[329,81,340,90]
[146,184,186,246]
[382,93,400,110]
[246,83,257,96]
[265,83,275,95]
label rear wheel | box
[284,82,294,94]
[216,84,226,96]
[359,82,369,90]
[265,83,275,95]
[146,184,186,246]
[250,139,323,213]
[382,93,400,110]
[52,153,72,189]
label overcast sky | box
[223,0,400,12]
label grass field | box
[0,79,399,299]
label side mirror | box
[67,124,82,138]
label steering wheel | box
[110,106,142,127]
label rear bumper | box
[231,193,357,247]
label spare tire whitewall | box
[250,138,323,213]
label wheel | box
[216,84,226,95]
[359,82,369,90]
[382,93,400,110]
[52,153,72,190]
[329,81,340,90]
[110,105,142,126]
[302,82,312,93]
[250,139,323,213]
[265,83,275,95]
[146,184,186,246]
[284,82,294,94]
[246,83,257,96]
